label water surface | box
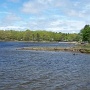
[0,42,90,90]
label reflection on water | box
[0,42,90,90]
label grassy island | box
[18,43,90,54]
[74,43,90,53]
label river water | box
[0,41,90,90]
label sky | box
[0,0,90,33]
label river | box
[0,41,90,90]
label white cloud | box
[21,0,55,14]
[1,0,90,33]
[21,0,90,19]
[67,10,84,18]
[1,13,21,26]
[0,26,26,30]
[0,14,86,33]
[22,0,45,14]
[46,19,85,33]
[21,15,85,33]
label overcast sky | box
[0,0,90,33]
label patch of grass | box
[74,43,90,53]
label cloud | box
[46,19,85,33]
[67,10,85,18]
[0,13,21,26]
[64,0,90,18]
[21,0,54,14]
[1,0,90,33]
[0,13,86,33]
[22,15,85,33]
[22,0,44,14]
[0,26,26,30]
[21,0,90,19]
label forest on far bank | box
[0,30,80,42]
[0,25,90,42]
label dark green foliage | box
[80,25,90,43]
[36,33,40,42]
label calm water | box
[0,42,90,90]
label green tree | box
[80,25,90,43]
[0,29,79,42]
[23,30,31,41]
[36,33,40,42]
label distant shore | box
[0,40,77,43]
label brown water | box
[0,42,90,90]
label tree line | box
[0,25,90,42]
[0,30,80,42]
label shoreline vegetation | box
[0,30,80,42]
[17,42,90,54]
[1,24,90,53]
